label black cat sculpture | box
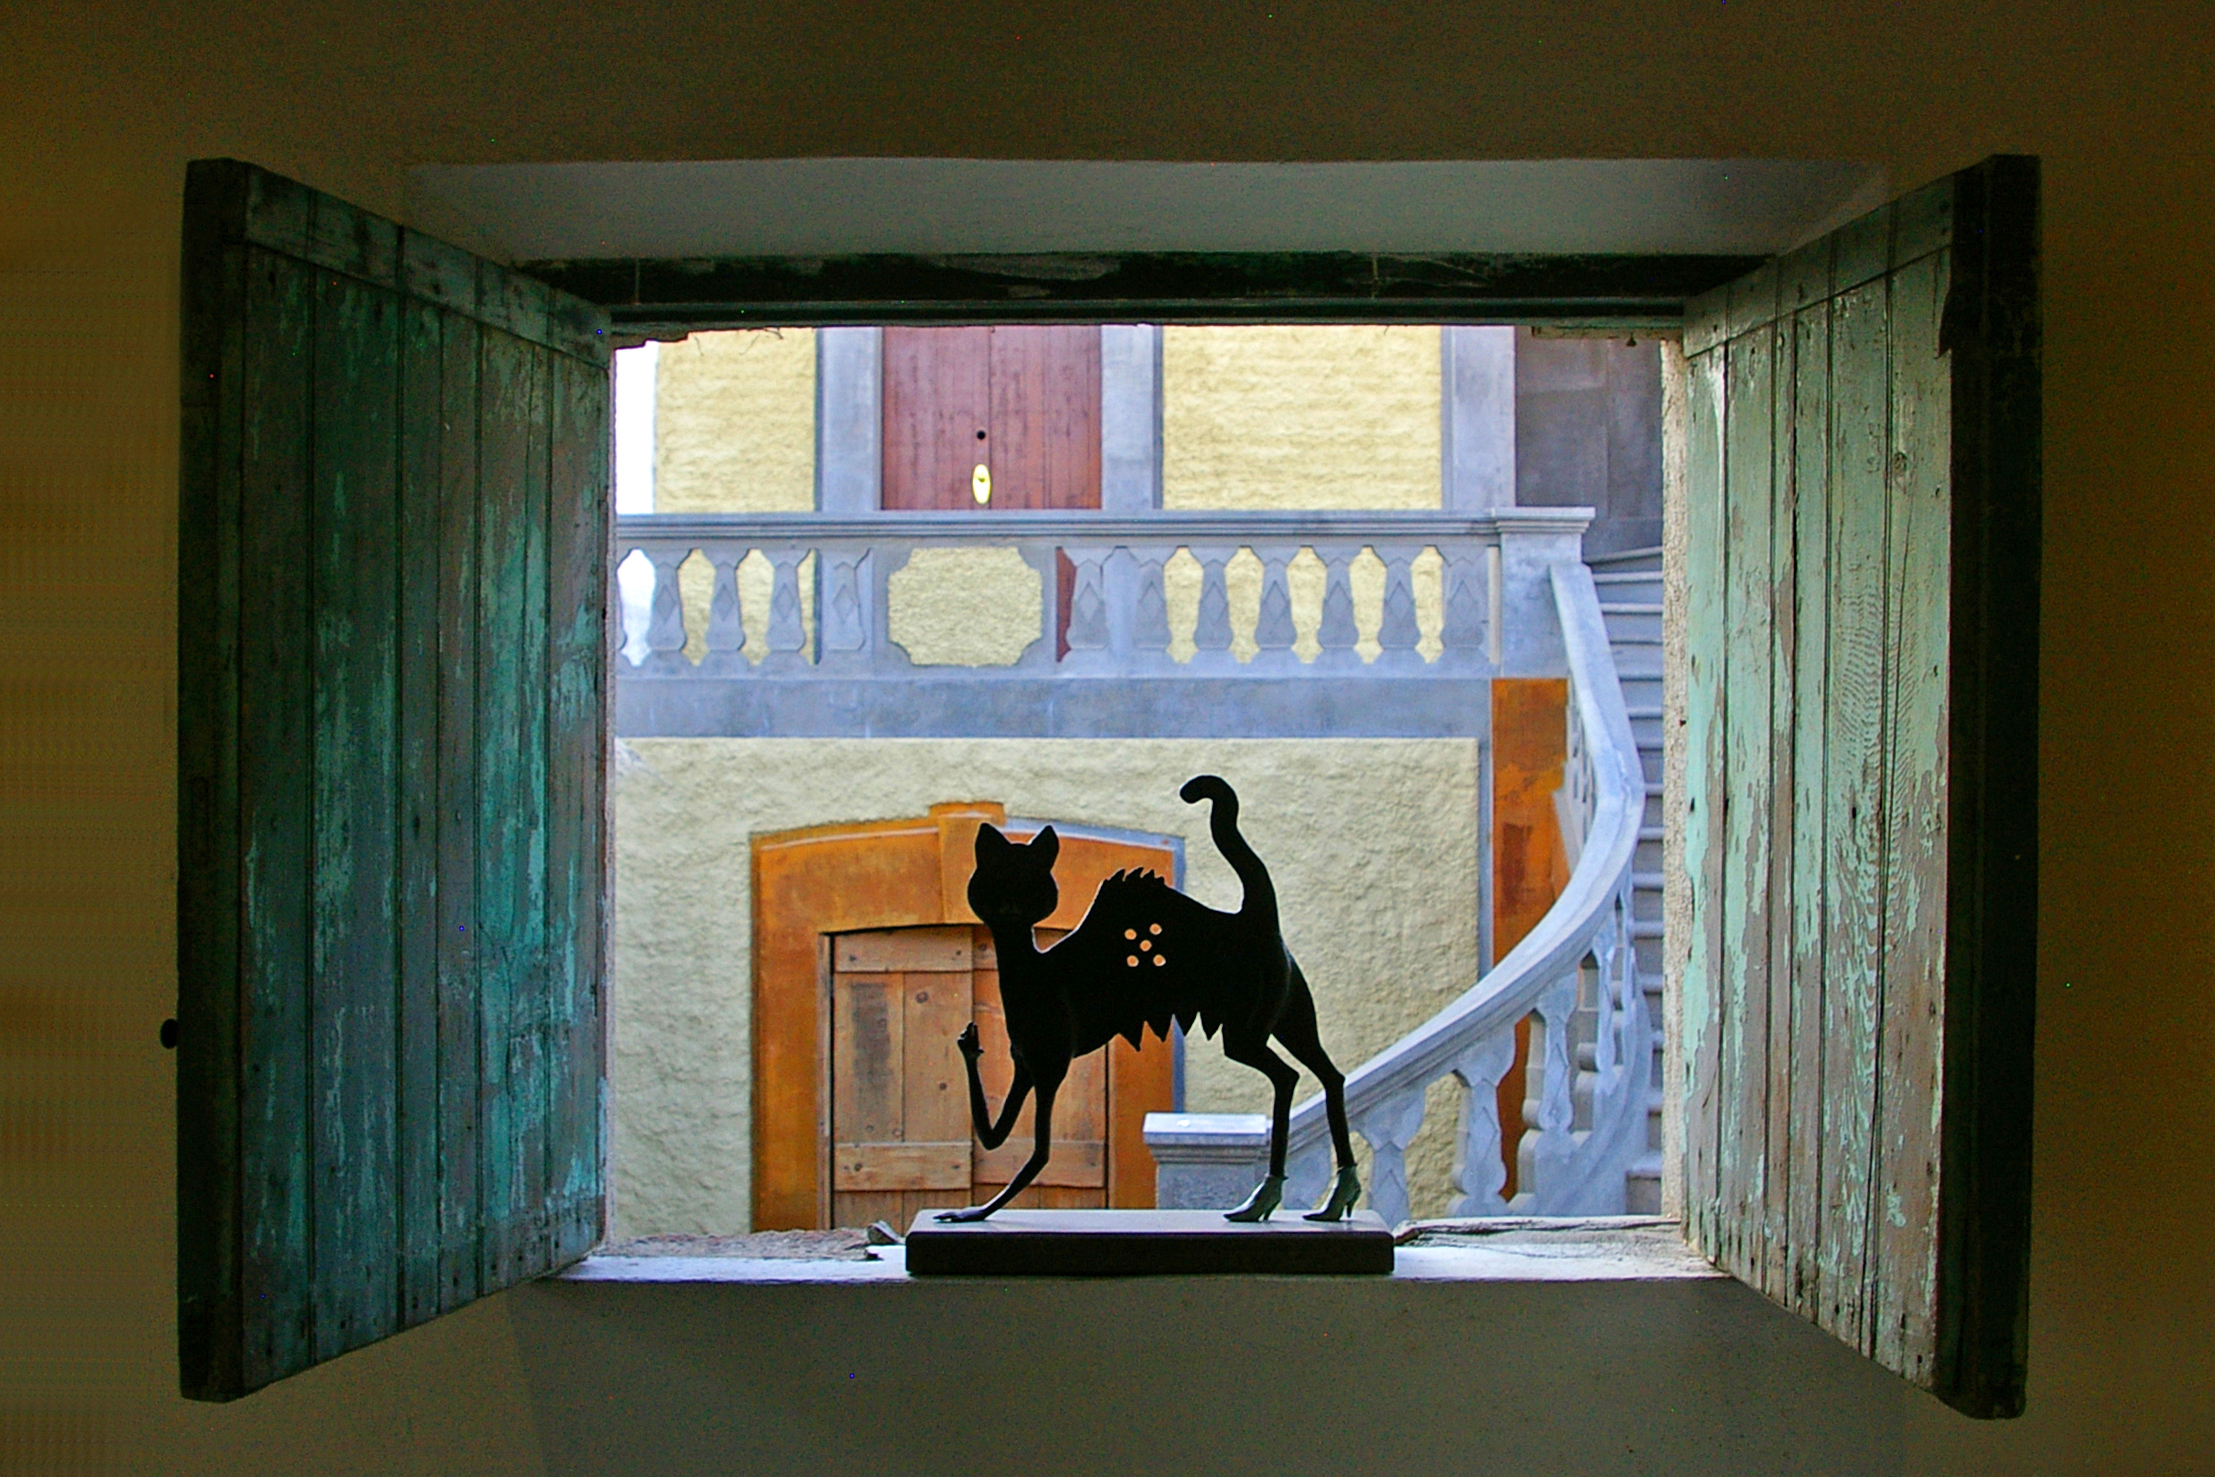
[937,775,1362,1224]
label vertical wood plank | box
[475,325,531,1289]
[434,313,484,1313]
[1872,247,1953,1378]
[1819,272,1892,1354]
[1785,297,1835,1319]
[1762,315,1800,1304]
[176,179,247,1397]
[1678,333,1728,1256]
[395,297,443,1328]
[902,966,971,1148]
[308,268,401,1363]
[545,349,610,1262]
[1935,157,2040,1417]
[510,339,554,1281]
[237,248,317,1389]
[988,325,1103,510]
[1719,323,1777,1285]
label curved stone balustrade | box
[1147,558,1652,1222]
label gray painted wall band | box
[1442,325,1516,511]
[1100,324,1162,511]
[615,675,1496,740]
[815,326,881,512]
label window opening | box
[603,321,1667,1243]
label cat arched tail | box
[1179,774,1278,923]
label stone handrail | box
[1148,558,1652,1223]
[613,510,1598,679]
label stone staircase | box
[1588,544,1667,1215]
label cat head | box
[967,823,1060,929]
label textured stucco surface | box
[884,546,1044,666]
[1162,325,1442,510]
[611,738,1481,1235]
[654,329,816,513]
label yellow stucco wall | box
[1162,325,1442,510]
[654,329,816,514]
[611,737,1481,1236]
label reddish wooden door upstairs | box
[881,326,1102,509]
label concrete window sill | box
[555,1216,1723,1286]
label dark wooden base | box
[903,1208,1395,1276]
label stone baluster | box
[1449,1030,1519,1217]
[1517,976,1582,1209]
[642,545,690,673]
[1313,544,1361,668]
[698,547,746,674]
[1251,547,1298,671]
[762,546,811,669]
[1373,543,1423,667]
[1440,548,1487,666]
[1353,1086,1428,1229]
[815,548,871,671]
[1189,544,1235,673]
[1133,549,1172,663]
[1060,549,1111,666]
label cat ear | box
[974,822,1011,861]
[1029,825,1060,866]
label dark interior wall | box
[7,2,2213,1472]
[1514,331,1665,556]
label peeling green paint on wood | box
[1680,160,2038,1418]
[176,160,610,1401]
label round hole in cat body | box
[1149,923,1162,935]
[1153,955,1166,966]
[1127,955,1140,967]
[1124,929,1136,939]
[1139,939,1152,952]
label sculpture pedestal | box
[903,1208,1394,1276]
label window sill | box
[555,1216,1722,1286]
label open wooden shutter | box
[1679,156,2039,1417]
[175,160,612,1400]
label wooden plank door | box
[830,927,976,1228]
[970,927,1109,1208]
[830,924,1115,1222]
[881,327,1101,509]
[1679,157,2038,1417]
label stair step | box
[1639,826,1664,842]
[1586,545,1664,567]
[1632,871,1664,890]
[1599,602,1664,615]
[1632,921,1664,939]
[1590,570,1662,585]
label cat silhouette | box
[938,775,1361,1223]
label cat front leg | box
[938,1079,1059,1222]
[959,1023,1032,1150]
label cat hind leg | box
[1221,1032,1301,1223]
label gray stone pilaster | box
[1100,323,1162,511]
[815,326,882,512]
[1442,325,1516,511]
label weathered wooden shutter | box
[176,160,612,1401]
[1678,157,2039,1416]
